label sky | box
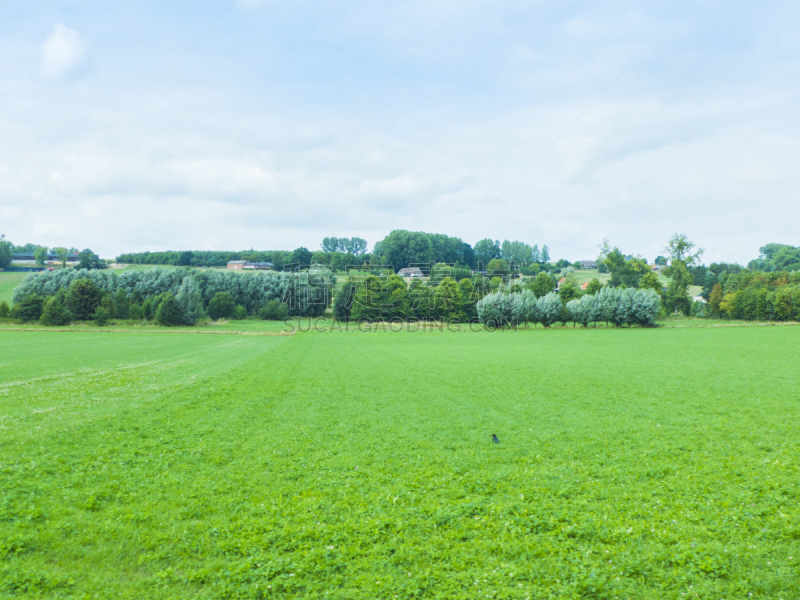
[1,0,799,264]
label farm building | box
[227,260,248,270]
[243,262,273,270]
[228,260,274,271]
[578,260,597,269]
[398,267,423,277]
[12,252,80,264]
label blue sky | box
[1,0,799,263]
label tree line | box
[701,270,800,321]
[112,231,556,273]
[477,287,661,328]
[6,267,333,326]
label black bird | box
[491,434,500,444]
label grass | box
[0,272,28,305]
[1,326,799,599]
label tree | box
[530,272,555,297]
[486,258,509,276]
[34,246,48,266]
[259,300,289,320]
[290,247,313,267]
[585,278,603,295]
[654,256,667,266]
[473,238,501,268]
[67,279,104,320]
[113,289,130,319]
[639,271,663,294]
[501,240,534,266]
[175,278,204,325]
[78,249,106,270]
[333,281,358,321]
[178,251,194,266]
[321,237,339,252]
[380,231,434,270]
[664,233,704,266]
[604,248,649,288]
[155,293,182,326]
[342,237,368,255]
[53,247,69,268]
[208,291,236,320]
[93,305,110,326]
[540,245,550,264]
[559,281,581,304]
[40,293,72,326]
[14,294,44,321]
[663,259,693,316]
[708,283,724,318]
[0,238,12,269]
[0,301,9,318]
[537,292,561,327]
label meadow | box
[1,325,799,599]
[0,272,27,305]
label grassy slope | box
[0,272,27,305]
[1,327,799,599]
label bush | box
[259,300,289,320]
[208,292,235,320]
[0,300,9,318]
[67,279,104,320]
[142,299,153,320]
[40,295,72,326]
[93,306,110,326]
[233,305,248,320]
[14,294,44,322]
[129,303,143,320]
[155,293,182,326]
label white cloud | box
[40,24,87,80]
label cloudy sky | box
[1,1,799,263]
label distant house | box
[13,252,79,264]
[652,264,665,272]
[693,295,706,304]
[227,260,248,270]
[580,281,590,291]
[579,260,597,269]
[557,277,566,291]
[243,262,273,270]
[398,267,423,277]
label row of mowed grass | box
[1,326,799,599]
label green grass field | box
[0,272,28,305]
[1,326,799,599]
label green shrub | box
[142,300,153,320]
[93,306,110,326]
[259,300,289,320]
[14,294,44,322]
[129,303,143,320]
[0,300,9,318]
[155,293,182,326]
[233,305,248,320]
[40,296,72,326]
[113,289,130,319]
[67,279,104,320]
[208,292,235,320]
